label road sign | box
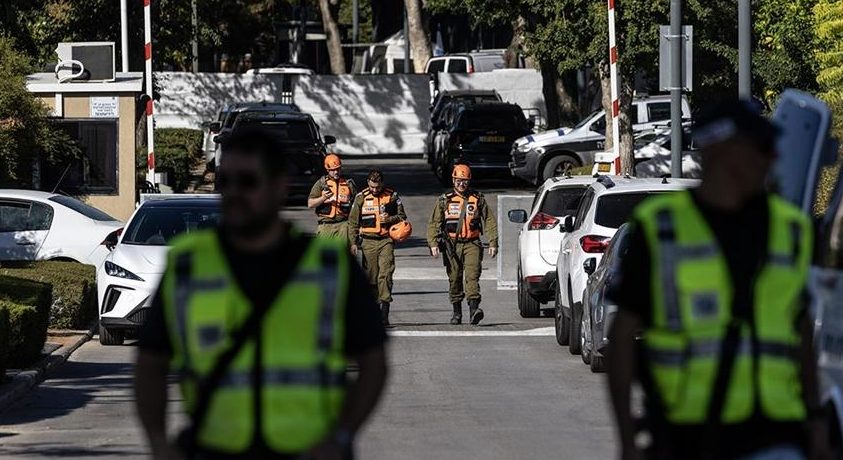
[659,25,693,91]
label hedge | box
[0,306,9,378]
[0,261,95,330]
[137,128,205,192]
[2,301,44,369]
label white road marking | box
[392,267,497,281]
[389,327,555,337]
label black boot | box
[469,300,484,325]
[450,302,462,325]
[380,302,390,327]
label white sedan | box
[0,190,122,267]
[97,196,221,345]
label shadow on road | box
[0,443,147,458]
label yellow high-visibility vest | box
[160,229,350,453]
[635,191,811,424]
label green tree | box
[0,37,79,188]
[814,0,843,134]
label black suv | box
[427,90,502,167]
[216,112,336,195]
[432,102,533,184]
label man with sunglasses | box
[348,169,407,326]
[135,127,388,460]
[426,163,498,325]
[308,154,356,240]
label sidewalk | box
[0,326,95,412]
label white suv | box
[555,176,699,353]
[508,175,594,317]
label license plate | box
[480,136,506,143]
[597,162,612,173]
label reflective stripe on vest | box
[315,177,353,220]
[163,232,349,454]
[360,188,393,236]
[443,192,481,240]
[637,191,810,425]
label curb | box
[0,323,96,413]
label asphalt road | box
[0,159,617,459]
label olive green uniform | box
[426,191,498,304]
[348,188,407,304]
[308,176,356,240]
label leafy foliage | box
[814,0,843,135]
[137,128,204,192]
[0,36,80,188]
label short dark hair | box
[220,126,288,175]
[367,169,383,183]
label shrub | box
[2,301,44,368]
[137,128,205,192]
[0,306,9,379]
[0,261,96,330]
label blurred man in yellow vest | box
[607,101,829,460]
[347,169,407,326]
[426,164,498,325]
[308,154,356,240]
[135,127,388,460]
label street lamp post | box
[669,0,683,178]
[738,0,751,99]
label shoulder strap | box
[180,234,313,452]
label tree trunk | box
[318,0,346,74]
[507,16,535,69]
[618,81,635,176]
[541,63,561,129]
[598,60,614,152]
[555,77,578,126]
[404,0,430,73]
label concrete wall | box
[155,72,431,155]
[38,94,138,221]
[438,69,547,126]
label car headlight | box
[104,261,144,281]
[534,146,546,155]
[518,143,531,153]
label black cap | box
[694,100,780,153]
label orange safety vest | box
[360,188,395,237]
[316,176,353,219]
[443,191,482,240]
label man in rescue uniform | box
[307,154,356,240]
[135,128,388,460]
[426,164,498,326]
[348,169,407,326]
[607,101,829,460]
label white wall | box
[438,69,547,126]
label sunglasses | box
[217,172,265,192]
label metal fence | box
[497,194,535,290]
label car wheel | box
[434,162,451,186]
[99,324,125,346]
[517,267,541,318]
[542,155,580,182]
[590,352,606,373]
[569,302,583,355]
[581,307,591,365]
[554,283,570,346]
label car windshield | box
[458,110,523,131]
[541,187,587,217]
[239,120,316,142]
[595,192,664,229]
[48,195,117,222]
[572,110,602,130]
[122,205,222,246]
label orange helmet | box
[389,221,413,243]
[452,164,472,180]
[324,154,342,171]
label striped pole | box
[144,0,155,185]
[608,0,621,173]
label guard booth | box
[26,72,143,221]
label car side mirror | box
[527,118,536,129]
[324,135,337,145]
[508,209,528,224]
[583,257,597,275]
[209,121,222,133]
[561,215,576,233]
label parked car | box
[427,90,502,165]
[555,176,698,355]
[432,101,534,184]
[425,50,511,75]
[211,102,302,166]
[244,63,314,75]
[97,196,221,345]
[580,222,631,372]
[507,175,593,318]
[217,111,336,195]
[510,95,692,185]
[0,190,122,267]
[633,126,702,179]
